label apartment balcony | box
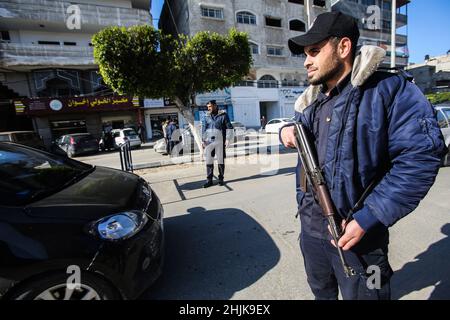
[0,0,151,32]
[0,42,95,69]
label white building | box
[0,0,152,145]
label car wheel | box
[7,272,121,300]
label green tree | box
[426,92,450,105]
[92,26,252,153]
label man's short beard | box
[309,47,345,86]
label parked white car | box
[435,105,450,165]
[264,118,295,134]
[111,128,142,149]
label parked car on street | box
[0,142,164,300]
[264,118,295,134]
[154,126,197,155]
[435,104,450,165]
[111,128,142,149]
[0,131,45,150]
[230,121,247,141]
[51,133,99,158]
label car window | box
[0,143,93,206]
[442,108,450,121]
[123,129,137,137]
[0,134,10,142]
[268,120,280,124]
[73,134,95,143]
[112,132,121,138]
[437,111,449,128]
[13,132,37,141]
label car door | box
[266,120,280,133]
[437,108,450,147]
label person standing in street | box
[165,118,178,156]
[280,12,446,300]
[162,119,169,155]
[260,116,267,131]
[202,100,233,188]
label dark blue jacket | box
[166,122,178,141]
[293,71,446,235]
[202,111,233,143]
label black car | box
[0,143,164,300]
[52,133,99,158]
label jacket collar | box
[294,45,386,113]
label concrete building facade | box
[159,0,331,127]
[406,53,450,94]
[159,0,411,128]
[331,0,410,68]
[0,0,155,145]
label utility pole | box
[305,0,313,30]
[391,0,397,68]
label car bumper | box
[90,198,164,299]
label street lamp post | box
[391,0,397,68]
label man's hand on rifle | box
[329,219,366,251]
[280,126,296,148]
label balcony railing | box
[0,0,151,29]
[0,43,95,67]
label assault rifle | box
[293,122,356,278]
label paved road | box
[76,132,282,170]
[135,152,450,300]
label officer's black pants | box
[206,147,225,181]
[300,232,392,300]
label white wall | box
[232,99,260,127]
[18,30,94,46]
[72,0,133,9]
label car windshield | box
[0,143,94,206]
[123,129,137,137]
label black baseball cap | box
[207,100,217,105]
[288,12,359,55]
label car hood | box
[26,167,141,220]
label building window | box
[258,75,278,88]
[201,7,224,19]
[38,41,60,45]
[313,0,327,7]
[249,42,259,54]
[265,17,282,28]
[361,0,376,5]
[267,46,283,56]
[383,0,391,10]
[288,0,305,4]
[281,79,300,87]
[236,11,256,25]
[289,20,306,32]
[382,20,391,31]
[0,31,10,42]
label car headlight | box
[90,210,148,241]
